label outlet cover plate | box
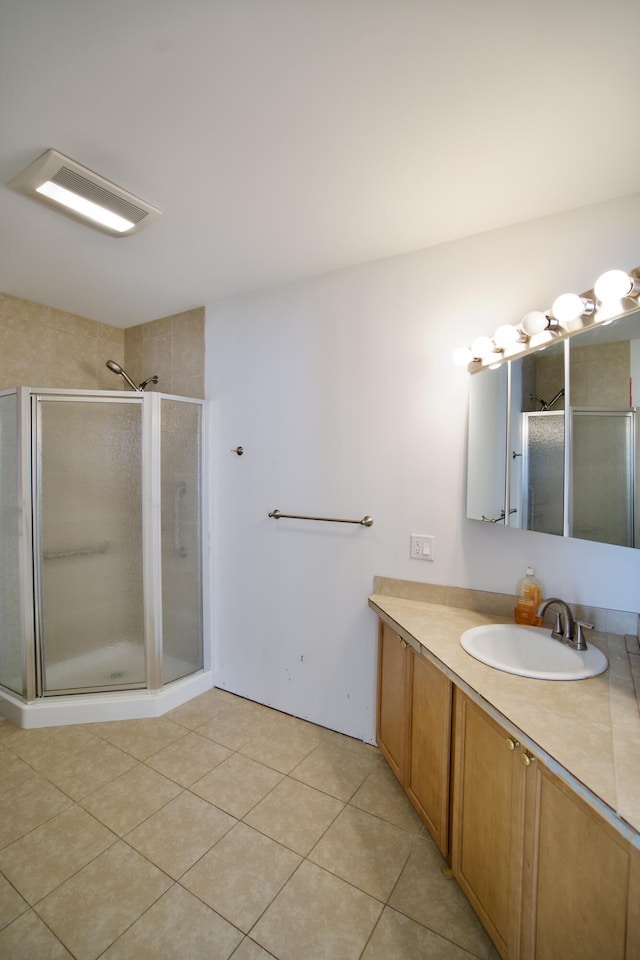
[410,534,435,561]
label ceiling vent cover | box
[8,149,161,237]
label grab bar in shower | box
[268,509,374,527]
[44,539,110,560]
[174,482,188,557]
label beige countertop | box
[369,591,640,846]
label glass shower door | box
[0,392,22,694]
[34,396,146,694]
[160,397,203,684]
[571,409,635,547]
[522,411,565,536]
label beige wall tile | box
[137,334,172,383]
[0,294,205,397]
[142,315,173,340]
[0,293,124,392]
[96,321,125,345]
[124,323,143,344]
[172,333,204,379]
[169,375,204,399]
[42,309,98,340]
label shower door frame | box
[32,391,148,697]
[9,386,209,703]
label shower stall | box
[0,387,210,728]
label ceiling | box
[2,0,640,328]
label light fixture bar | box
[453,264,640,372]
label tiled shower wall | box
[124,308,205,399]
[0,293,125,391]
[0,293,205,398]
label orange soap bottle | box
[514,566,543,626]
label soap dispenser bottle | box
[514,566,543,626]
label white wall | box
[206,193,640,742]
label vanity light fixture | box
[594,269,640,303]
[8,149,162,237]
[493,323,525,349]
[470,336,499,362]
[452,346,475,367]
[550,293,595,324]
[520,311,558,337]
[453,263,640,371]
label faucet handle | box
[575,620,593,651]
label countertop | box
[369,592,640,846]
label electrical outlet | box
[410,534,435,561]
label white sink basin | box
[460,623,608,680]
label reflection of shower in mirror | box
[529,389,565,411]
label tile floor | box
[0,689,499,960]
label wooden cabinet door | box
[527,765,630,960]
[376,620,410,783]
[452,691,526,960]
[627,847,640,960]
[407,649,452,856]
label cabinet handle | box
[505,737,520,751]
[521,752,536,767]
[397,636,408,649]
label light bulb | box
[471,336,496,360]
[493,324,520,349]
[36,181,135,233]
[551,293,594,323]
[521,311,549,336]
[452,346,473,367]
[594,269,635,302]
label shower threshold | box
[0,668,213,729]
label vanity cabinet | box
[376,620,452,855]
[525,763,634,960]
[451,691,526,959]
[452,689,636,960]
[376,621,409,782]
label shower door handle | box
[173,483,188,557]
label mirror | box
[467,309,639,548]
[467,364,508,523]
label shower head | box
[105,360,140,392]
[105,361,159,392]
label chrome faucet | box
[536,597,593,651]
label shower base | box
[0,645,213,729]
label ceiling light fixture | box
[8,149,161,237]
